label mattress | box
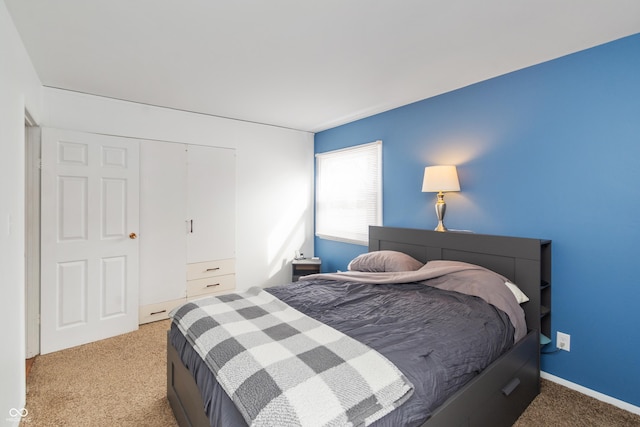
[169,277,516,427]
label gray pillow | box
[347,250,424,272]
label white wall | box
[1,4,312,419]
[0,2,42,425]
[41,88,315,291]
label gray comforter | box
[303,260,527,342]
[169,261,519,427]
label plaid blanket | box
[170,287,414,427]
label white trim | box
[5,417,21,427]
[25,109,36,126]
[25,126,41,358]
[541,371,640,415]
[315,139,382,157]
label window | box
[315,140,382,245]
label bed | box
[167,226,551,427]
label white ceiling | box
[5,1,640,133]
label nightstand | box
[292,258,321,281]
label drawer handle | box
[205,267,220,272]
[206,283,221,288]
[150,309,167,316]
[501,378,521,396]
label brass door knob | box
[129,232,137,239]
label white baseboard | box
[541,371,640,416]
[4,416,21,427]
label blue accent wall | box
[314,33,640,407]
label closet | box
[139,140,236,324]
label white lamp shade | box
[422,165,460,192]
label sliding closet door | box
[40,128,140,354]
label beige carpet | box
[23,320,177,426]
[23,320,640,426]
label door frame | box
[25,114,40,358]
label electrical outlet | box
[557,331,571,352]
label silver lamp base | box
[434,192,448,232]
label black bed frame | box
[167,226,551,427]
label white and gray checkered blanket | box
[170,287,414,427]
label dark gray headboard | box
[368,226,551,335]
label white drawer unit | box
[187,258,235,281]
[139,297,186,324]
[187,274,236,298]
[187,258,236,299]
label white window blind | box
[315,140,382,245]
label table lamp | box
[422,165,460,232]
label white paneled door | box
[40,128,139,354]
